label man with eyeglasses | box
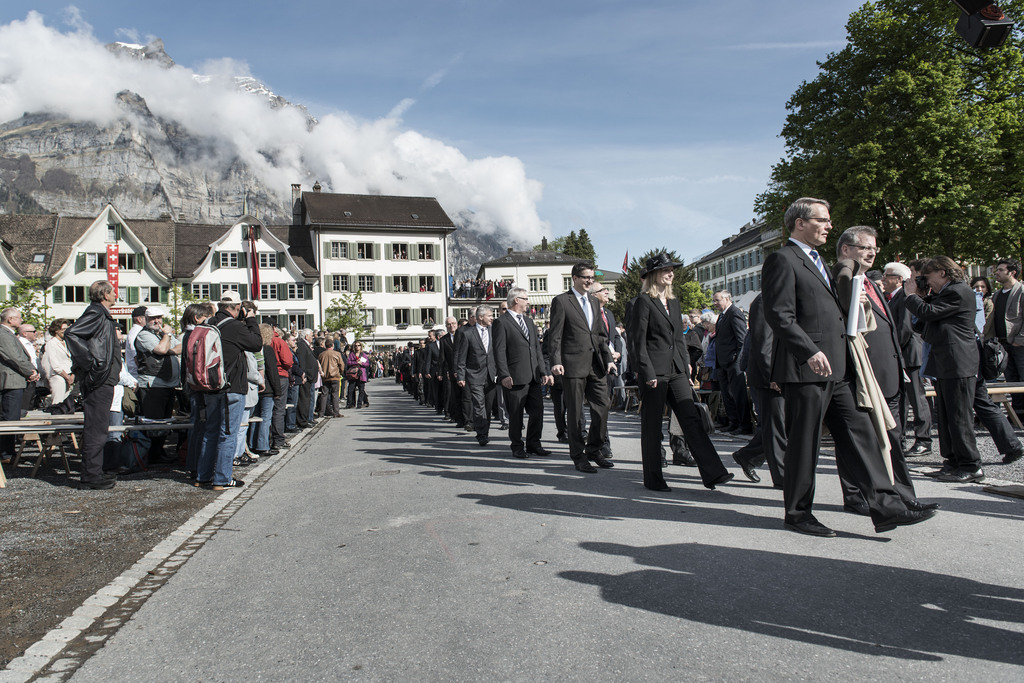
[547,262,615,473]
[761,197,936,537]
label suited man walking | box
[547,262,615,473]
[456,305,498,446]
[590,282,620,455]
[761,197,935,537]
[713,291,751,433]
[439,317,461,424]
[493,288,553,458]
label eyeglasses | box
[577,275,595,281]
[849,244,878,253]
[804,217,833,224]
[515,296,529,301]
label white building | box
[692,220,783,311]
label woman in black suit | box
[627,253,733,492]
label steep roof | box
[303,192,456,231]
[267,225,317,278]
[481,249,576,269]
[127,218,177,279]
[171,223,221,278]
[0,214,60,278]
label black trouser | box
[974,376,1022,458]
[346,380,367,408]
[840,392,918,508]
[562,372,610,462]
[0,388,24,456]
[782,378,907,526]
[718,359,751,430]
[504,380,544,454]
[640,374,726,488]
[551,376,567,437]
[934,376,981,471]
[467,379,496,438]
[732,385,786,487]
[82,384,114,483]
[297,382,312,426]
[272,375,288,442]
[903,367,932,447]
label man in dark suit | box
[730,293,785,488]
[547,262,615,473]
[904,256,985,482]
[761,197,936,537]
[713,290,751,433]
[439,317,461,425]
[0,307,40,461]
[296,330,320,428]
[591,282,620,454]
[493,288,553,458]
[428,329,444,414]
[455,305,498,446]
[882,262,932,456]
[836,227,934,512]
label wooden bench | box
[924,381,1024,430]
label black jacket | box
[715,303,748,367]
[209,310,263,394]
[65,302,121,392]
[905,281,979,380]
[625,295,690,383]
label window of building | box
[361,308,376,326]
[330,274,349,292]
[222,283,241,295]
[393,276,409,293]
[120,253,140,270]
[86,253,106,270]
[106,225,118,242]
[419,308,436,325]
[330,242,348,259]
[140,287,161,303]
[191,283,210,299]
[356,242,374,260]
[563,276,572,291]
[220,252,238,268]
[529,276,547,293]
[63,286,87,303]
[392,244,409,260]
[358,275,375,292]
[418,244,434,260]
[394,308,410,326]
[417,276,435,292]
[117,287,128,304]
[260,283,276,300]
[287,283,305,300]
[259,252,277,269]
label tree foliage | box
[755,0,1024,266]
[606,248,707,322]
[534,229,597,264]
[0,278,50,330]
[324,289,368,339]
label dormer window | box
[32,253,46,263]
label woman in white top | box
[44,318,75,414]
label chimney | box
[507,247,513,254]
[291,183,302,225]
[541,237,548,250]
[312,181,322,193]
[178,213,185,222]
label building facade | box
[692,220,783,311]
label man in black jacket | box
[296,329,320,428]
[65,280,121,490]
[195,292,262,490]
[713,290,751,433]
[439,317,461,424]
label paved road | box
[66,381,1024,681]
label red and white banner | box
[248,225,261,299]
[106,243,119,290]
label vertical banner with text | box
[106,243,119,291]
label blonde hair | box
[641,270,676,300]
[259,323,274,346]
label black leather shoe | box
[661,456,668,468]
[784,518,836,537]
[645,484,672,492]
[704,472,734,490]
[924,463,956,478]
[556,435,569,443]
[936,468,985,483]
[842,503,871,516]
[905,499,941,512]
[874,508,937,533]
[592,456,614,469]
[498,423,508,431]
[905,442,932,457]
[511,449,528,459]
[477,437,490,447]
[574,460,597,473]
[1003,450,1024,464]
[78,478,115,490]
[733,455,760,483]
[527,447,552,457]
[673,452,697,467]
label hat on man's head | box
[145,306,168,318]
[131,306,148,318]
[640,253,683,279]
[219,291,242,305]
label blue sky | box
[0,1,866,271]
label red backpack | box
[186,317,233,392]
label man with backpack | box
[190,291,262,490]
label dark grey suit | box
[715,302,751,430]
[493,312,548,454]
[889,287,931,447]
[455,324,497,440]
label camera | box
[915,275,930,293]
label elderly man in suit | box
[713,290,751,433]
[438,317,461,424]
[493,288,553,458]
[904,256,985,482]
[296,329,320,428]
[762,197,936,537]
[0,307,39,461]
[547,262,615,473]
[456,305,498,446]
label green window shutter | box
[278,314,288,328]
[374,275,382,293]
[128,287,139,304]
[410,246,419,261]
[348,242,357,260]
[75,252,86,273]
[385,275,393,291]
[278,283,287,300]
[239,252,249,268]
[373,244,381,260]
[240,284,249,300]
[375,310,382,326]
[387,309,395,326]
[211,251,220,271]
[160,287,170,303]
[322,242,331,259]
[304,283,312,300]
[114,224,122,241]
[136,253,145,271]
[210,284,221,300]
[277,252,285,269]
[384,243,392,260]
[51,286,62,304]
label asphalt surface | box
[11,380,1024,681]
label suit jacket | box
[745,294,774,390]
[905,281,979,379]
[887,288,922,369]
[761,241,848,384]
[0,324,35,390]
[860,278,905,398]
[546,289,612,378]
[715,303,747,367]
[297,339,320,380]
[414,345,431,375]
[439,333,456,378]
[625,295,690,383]
[493,311,548,385]
[455,324,496,385]
[983,280,1024,345]
[428,340,443,375]
[600,307,622,357]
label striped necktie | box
[517,314,529,339]
[809,250,830,284]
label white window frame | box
[259,253,277,269]
[191,283,211,299]
[330,242,348,259]
[260,283,276,300]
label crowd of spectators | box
[451,278,513,300]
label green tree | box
[574,228,597,265]
[167,283,199,334]
[606,248,703,322]
[755,0,1024,266]
[324,289,368,340]
[0,278,50,330]
[534,229,598,264]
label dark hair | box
[571,262,594,278]
[48,318,71,336]
[970,276,992,296]
[921,256,966,283]
[783,197,830,232]
[181,302,207,329]
[907,259,928,273]
[997,258,1021,279]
